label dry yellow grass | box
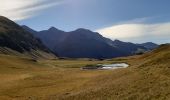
[0,44,170,100]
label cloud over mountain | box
[97,22,170,44]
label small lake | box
[82,63,129,70]
[98,63,129,70]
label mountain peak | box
[48,27,65,33]
[139,42,158,50]
[142,42,156,45]
[48,27,58,30]
[75,28,92,32]
[113,39,122,43]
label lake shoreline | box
[82,63,129,70]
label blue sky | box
[1,0,170,43]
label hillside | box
[0,16,55,59]
[61,44,170,100]
[0,44,169,100]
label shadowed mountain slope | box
[23,26,158,59]
[0,16,55,59]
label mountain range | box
[0,16,159,59]
[22,25,158,59]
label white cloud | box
[0,0,64,21]
[96,22,170,44]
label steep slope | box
[0,16,55,59]
[139,44,170,65]
[22,25,37,34]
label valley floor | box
[0,50,170,100]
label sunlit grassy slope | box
[0,44,169,100]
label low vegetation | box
[0,44,169,100]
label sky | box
[0,0,170,44]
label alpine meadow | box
[0,0,170,100]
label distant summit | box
[48,27,57,30]
[48,27,65,32]
[138,42,159,50]
[74,28,92,32]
